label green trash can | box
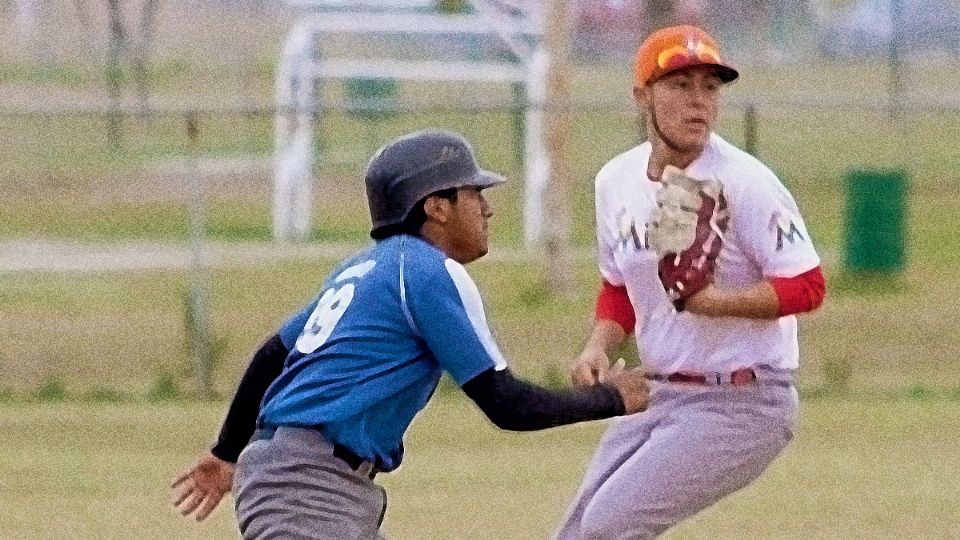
[435,0,472,13]
[844,169,908,273]
[344,78,397,120]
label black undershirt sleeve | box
[210,334,288,463]
[461,367,626,431]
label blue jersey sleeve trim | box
[404,253,507,386]
[442,259,507,370]
[398,236,421,337]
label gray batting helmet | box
[364,129,506,236]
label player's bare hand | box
[171,451,235,522]
[571,347,612,387]
[605,367,651,415]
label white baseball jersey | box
[595,133,820,373]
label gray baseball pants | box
[233,426,387,540]
[555,378,798,540]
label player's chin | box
[459,247,488,265]
[460,239,489,264]
[677,131,709,152]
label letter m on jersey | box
[769,210,804,252]
[616,208,644,251]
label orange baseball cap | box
[634,25,738,87]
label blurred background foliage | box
[1,0,958,395]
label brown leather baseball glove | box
[646,166,729,311]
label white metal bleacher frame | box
[273,2,550,245]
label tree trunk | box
[542,0,575,295]
[105,0,127,149]
[132,0,160,115]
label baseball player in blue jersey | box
[171,130,650,539]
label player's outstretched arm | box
[208,334,288,462]
[462,365,649,431]
[169,334,288,521]
[171,451,235,522]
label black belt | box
[254,426,379,479]
[332,445,375,476]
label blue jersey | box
[259,235,507,471]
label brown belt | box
[646,367,792,388]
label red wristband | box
[769,266,826,317]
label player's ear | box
[633,85,651,109]
[422,195,451,225]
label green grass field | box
[1,396,958,539]
[4,251,960,396]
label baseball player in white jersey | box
[555,26,827,539]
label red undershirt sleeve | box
[595,280,636,334]
[769,266,826,317]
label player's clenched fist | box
[604,365,651,415]
[571,346,613,387]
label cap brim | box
[466,169,506,189]
[649,62,739,85]
[713,64,739,83]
